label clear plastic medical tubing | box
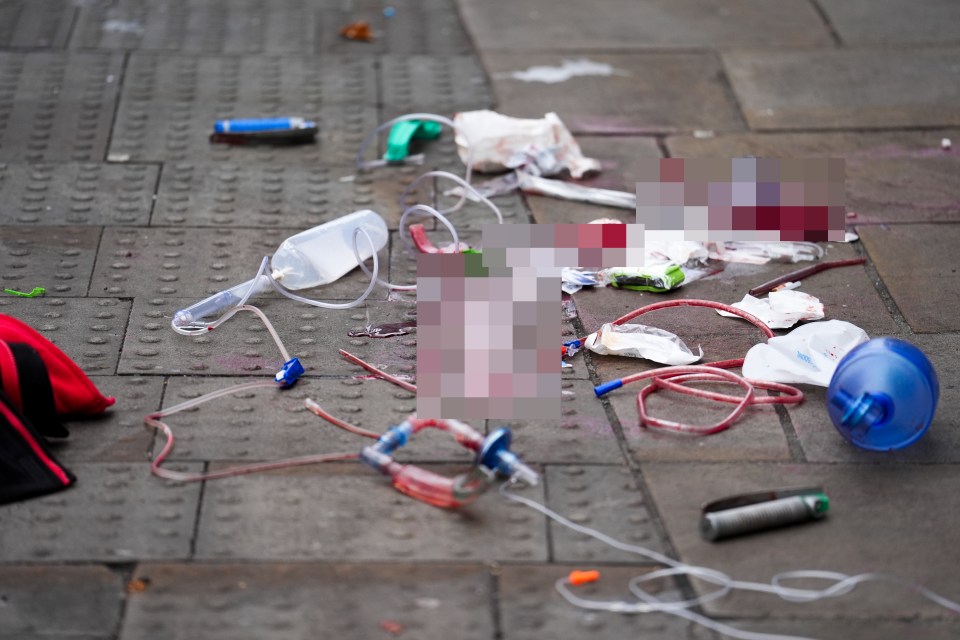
[354,204,459,292]
[354,113,475,217]
[500,482,960,640]
[171,228,381,334]
[397,171,503,246]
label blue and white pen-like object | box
[214,117,316,134]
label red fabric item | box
[0,314,114,416]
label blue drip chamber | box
[826,337,939,451]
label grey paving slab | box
[159,376,480,462]
[571,282,778,383]
[152,163,402,230]
[112,104,377,166]
[381,55,493,115]
[194,463,547,561]
[121,562,492,640]
[723,49,960,130]
[0,163,157,226]
[119,297,417,377]
[844,157,960,224]
[109,53,377,165]
[315,2,474,56]
[705,241,899,338]
[91,226,284,298]
[498,564,705,640]
[643,462,960,618]
[545,465,665,562]
[0,565,122,639]
[91,226,388,301]
[859,224,960,332]
[714,617,960,640]
[73,0,316,54]
[0,462,201,562]
[0,52,123,162]
[608,376,793,462]
[666,131,960,225]
[51,376,163,464]
[375,2,474,56]
[575,136,663,192]
[788,334,960,463]
[666,130,960,159]
[1,225,100,297]
[0,297,131,375]
[459,0,832,51]
[0,0,76,49]
[484,52,745,135]
[819,0,960,46]
[495,379,623,464]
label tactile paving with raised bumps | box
[494,379,625,464]
[109,54,377,165]
[194,463,547,561]
[0,297,131,375]
[0,462,202,562]
[72,0,318,54]
[545,465,666,563]
[0,163,157,226]
[0,0,76,49]
[0,225,100,296]
[119,298,416,377]
[92,226,289,299]
[381,55,493,114]
[158,376,478,462]
[92,225,390,302]
[153,163,397,229]
[121,562,492,640]
[0,52,123,162]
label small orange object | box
[568,569,600,586]
[339,21,374,42]
[125,577,151,593]
[379,620,404,635]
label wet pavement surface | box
[1,1,959,639]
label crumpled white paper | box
[453,110,601,178]
[717,290,825,329]
[583,323,703,365]
[742,319,869,386]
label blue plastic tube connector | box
[594,379,623,397]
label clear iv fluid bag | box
[270,209,388,290]
[172,210,388,328]
[826,337,939,451]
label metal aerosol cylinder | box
[701,494,829,542]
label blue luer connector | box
[594,379,623,397]
[275,357,305,387]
